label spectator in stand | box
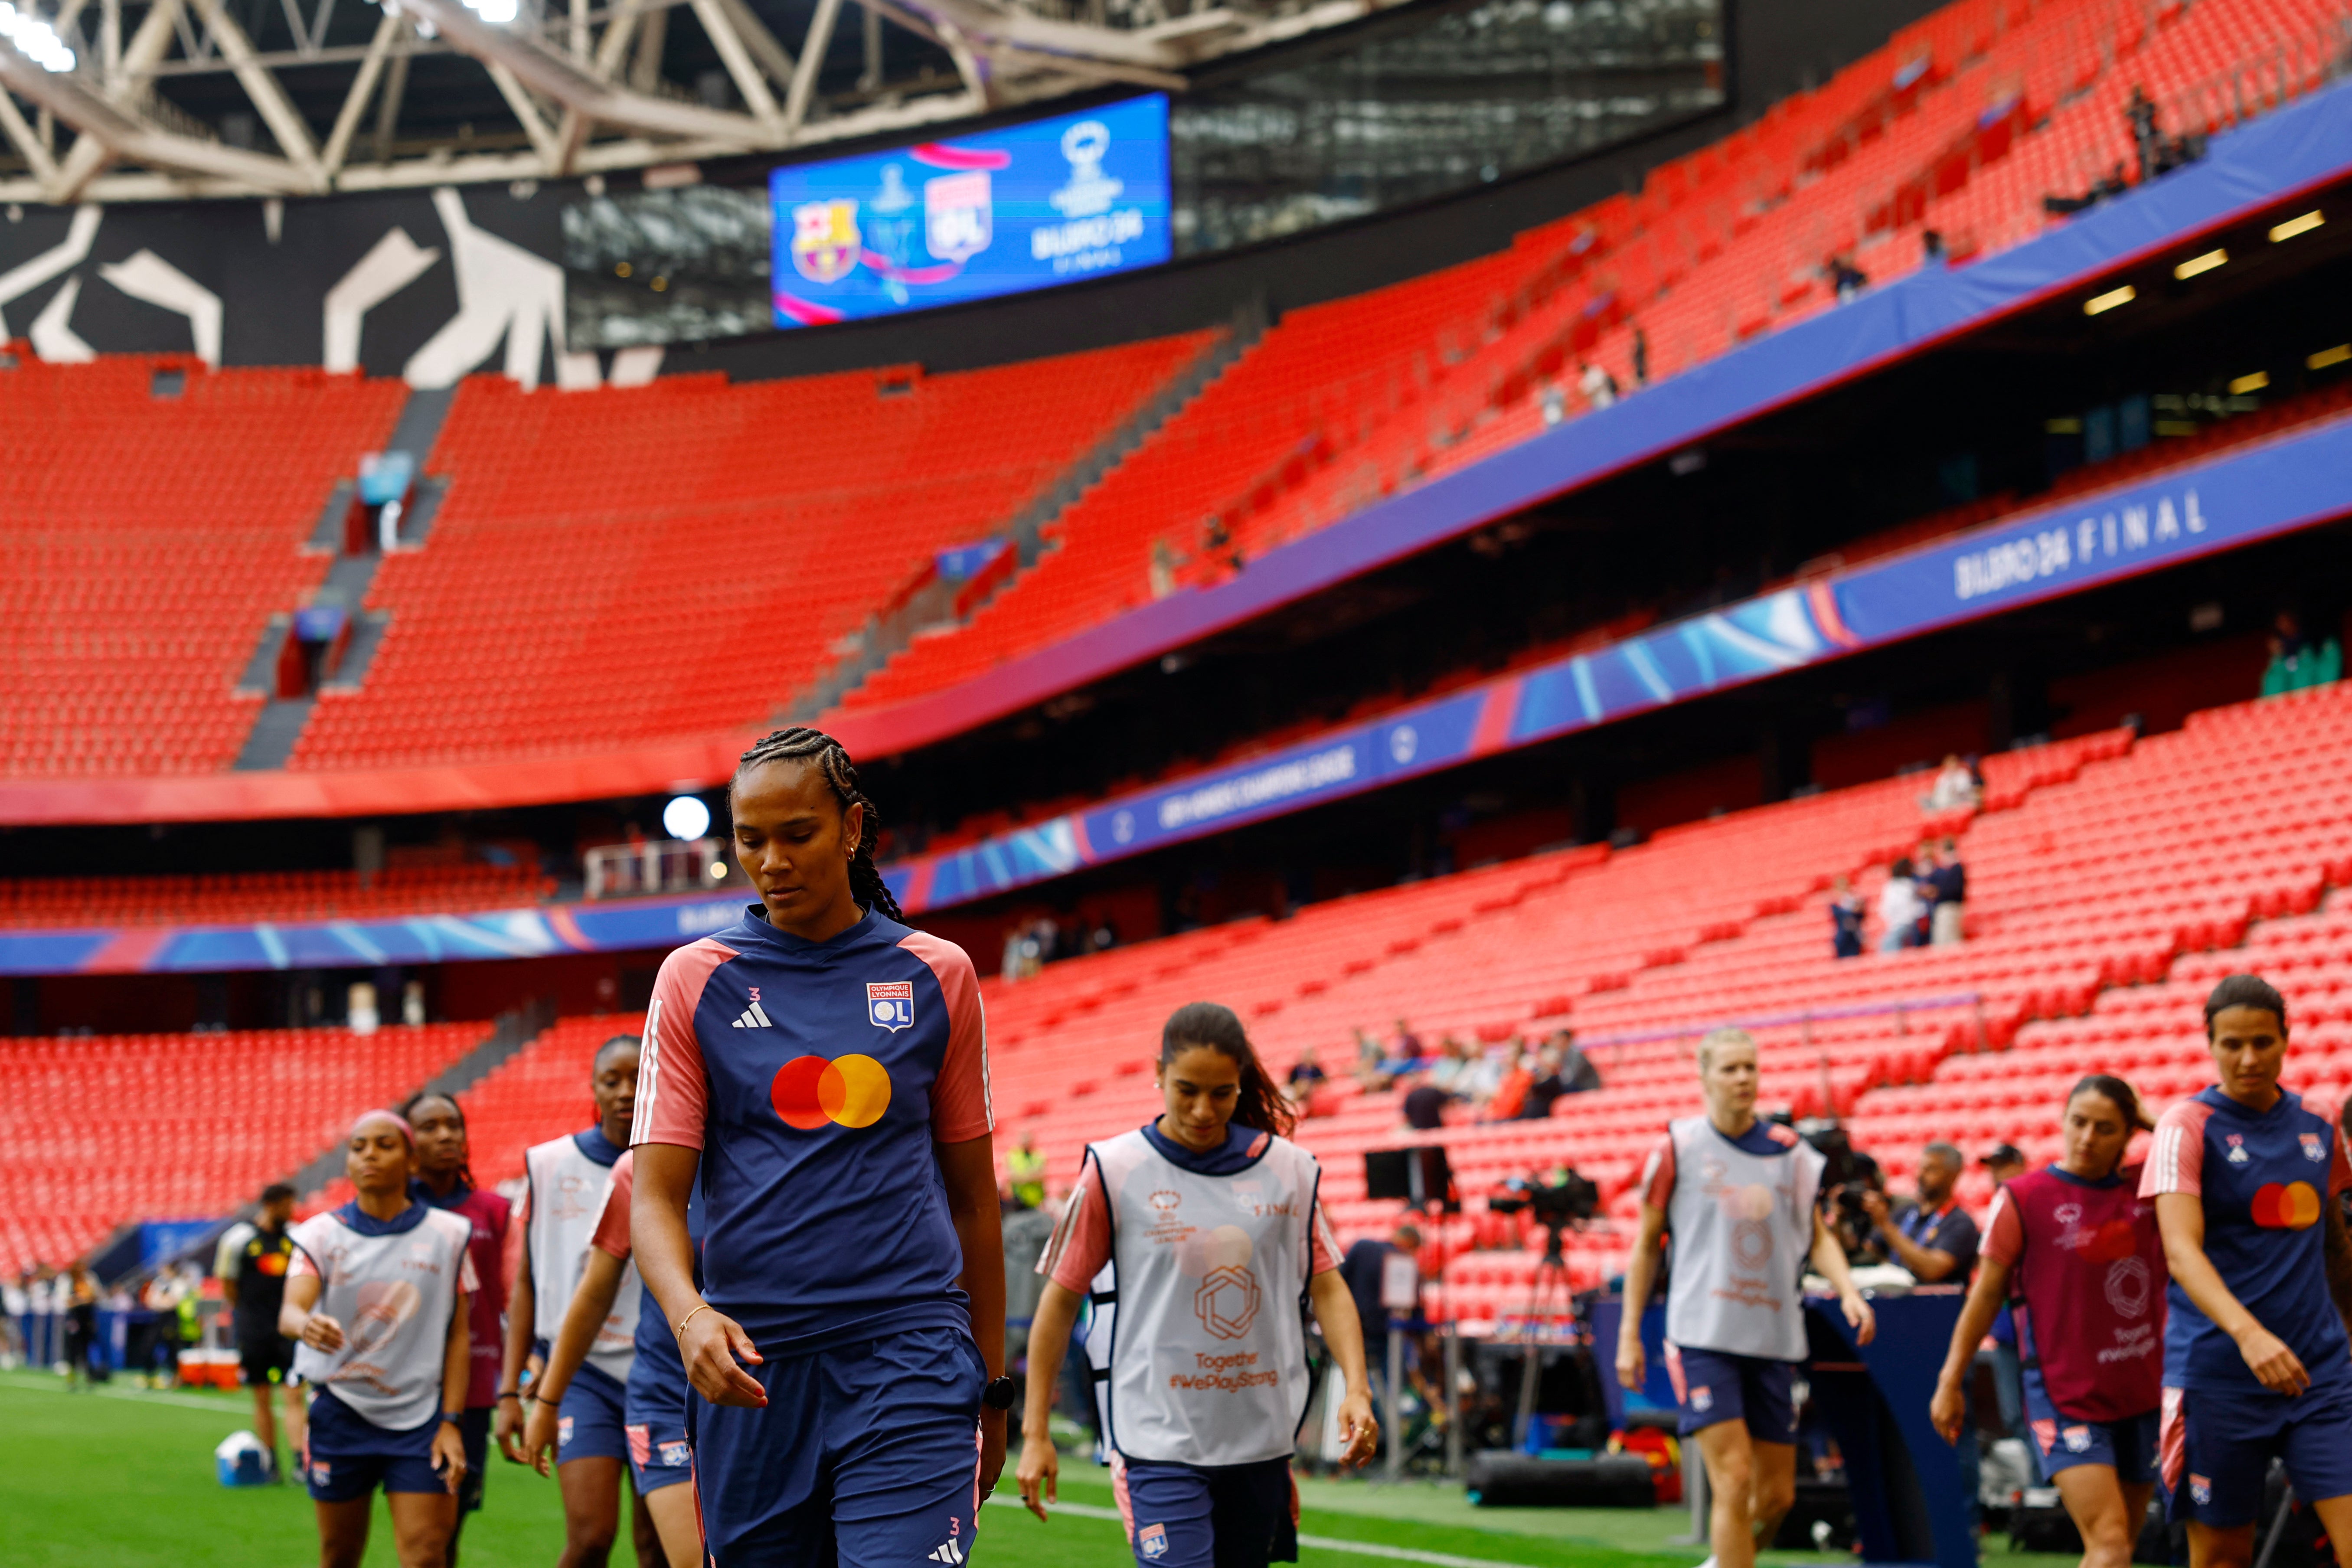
[1924,753,1982,813]
[2262,610,2344,697]
[1284,1043,1329,1112]
[1007,1130,1049,1212]
[1460,1041,1508,1107]
[1632,329,1650,387]
[1579,361,1618,410]
[1830,875,1865,959]
[1827,254,1869,301]
[1926,837,1968,947]
[1555,1030,1602,1094]
[1427,1037,1474,1095]
[1087,916,1119,955]
[1517,1044,1571,1122]
[1400,1074,1451,1132]
[1485,1048,1535,1122]
[1388,1018,1424,1068]
[1878,859,1925,954]
[1350,1029,1394,1093]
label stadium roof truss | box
[0,0,1412,202]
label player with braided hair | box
[632,727,1007,1567]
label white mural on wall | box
[323,227,441,374]
[28,274,92,361]
[98,249,224,366]
[0,204,101,339]
[402,187,565,391]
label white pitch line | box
[983,1494,1570,1568]
[0,1372,243,1414]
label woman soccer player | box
[631,728,1008,1568]
[523,1147,704,1568]
[1931,1075,2164,1568]
[2143,975,2352,1568]
[1016,1002,1381,1568]
[402,1091,512,1568]
[281,1111,477,1568]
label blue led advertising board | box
[768,95,1171,328]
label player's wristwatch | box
[980,1376,1016,1411]
[441,1411,466,1426]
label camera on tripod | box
[1486,1171,1600,1228]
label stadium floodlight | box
[2269,210,2324,243]
[2173,248,2226,280]
[0,2,77,71]
[663,794,713,842]
[2083,284,2135,316]
[465,0,518,23]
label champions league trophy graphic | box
[1050,120,1124,219]
[869,164,917,306]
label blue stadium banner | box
[769,95,1171,328]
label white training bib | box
[525,1134,640,1382]
[290,1208,476,1431]
[1091,1128,1320,1467]
[1661,1117,1826,1362]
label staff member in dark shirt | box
[224,1183,306,1481]
[1864,1143,1984,1528]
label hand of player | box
[1016,1431,1059,1522]
[977,1409,1006,1501]
[2236,1324,2311,1396]
[1859,1191,1892,1232]
[494,1393,528,1463]
[431,1421,469,1496]
[1927,1375,1965,1445]
[1335,1388,1379,1469]
[680,1307,767,1407]
[1841,1289,1876,1346]
[521,1396,561,1477]
[1615,1334,1644,1392]
[299,1312,345,1353]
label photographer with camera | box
[1619,1029,1875,1568]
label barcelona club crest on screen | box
[792,199,862,284]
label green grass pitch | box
[0,1370,2074,1568]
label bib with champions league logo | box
[1661,1117,1825,1362]
[1088,1127,1320,1466]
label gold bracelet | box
[674,1303,713,1338]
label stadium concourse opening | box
[11,0,2352,1557]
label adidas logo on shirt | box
[927,1540,966,1564]
[732,996,774,1029]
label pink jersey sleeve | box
[2142,1101,2212,1198]
[457,1237,480,1297]
[591,1152,635,1261]
[1640,1134,1677,1211]
[633,939,734,1150]
[1310,1199,1341,1275]
[1980,1186,2024,1267]
[899,930,994,1143]
[1040,1153,1113,1293]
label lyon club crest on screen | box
[867,980,915,1031]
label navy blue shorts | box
[559,1361,632,1466]
[629,1416,696,1495]
[1114,1454,1297,1568]
[2162,1379,2352,1527]
[2022,1362,2156,1482]
[688,1326,987,1567]
[303,1388,448,1503]
[1666,1345,1797,1441]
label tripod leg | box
[2252,1479,2298,1568]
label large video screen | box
[768,95,1171,328]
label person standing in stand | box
[1931,1078,2163,1568]
[402,1091,512,1566]
[1618,1029,1876,1568]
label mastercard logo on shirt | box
[2251,1181,2323,1229]
[772,1054,893,1130]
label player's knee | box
[1755,1471,1796,1522]
[1708,1452,1754,1505]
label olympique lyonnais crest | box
[924,172,993,263]
[866,980,914,1032]
[792,199,862,284]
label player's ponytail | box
[734,726,905,923]
[1161,1002,1294,1139]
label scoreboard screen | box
[768,95,1171,328]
